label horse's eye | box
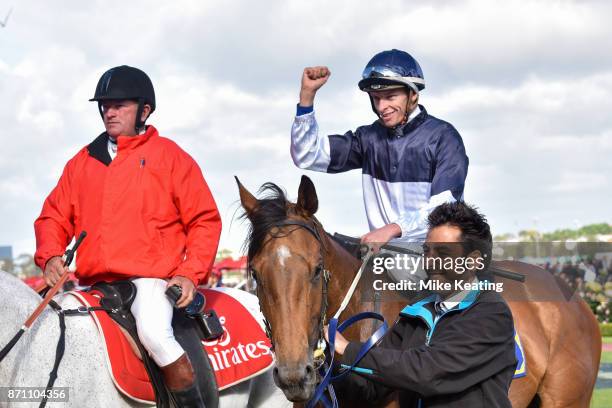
[250,268,258,283]
[314,264,323,279]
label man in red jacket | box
[34,65,222,407]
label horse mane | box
[240,182,295,262]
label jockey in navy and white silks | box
[290,49,468,244]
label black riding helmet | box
[89,65,156,132]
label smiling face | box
[369,87,418,127]
[423,223,479,297]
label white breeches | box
[130,278,184,367]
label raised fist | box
[299,66,331,107]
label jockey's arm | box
[290,107,365,173]
[361,223,402,250]
[34,157,77,272]
[170,155,222,288]
[331,322,405,403]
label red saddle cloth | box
[66,287,274,403]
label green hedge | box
[600,323,612,337]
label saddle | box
[331,233,363,259]
[70,281,219,408]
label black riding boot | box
[170,382,206,408]
[172,311,219,408]
[162,353,206,408]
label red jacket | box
[34,126,222,286]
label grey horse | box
[0,271,290,408]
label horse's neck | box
[325,242,402,341]
[0,281,132,407]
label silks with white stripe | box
[290,105,468,240]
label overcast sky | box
[1,0,611,258]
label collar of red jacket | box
[115,125,158,153]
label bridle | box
[249,218,388,408]
[249,218,331,366]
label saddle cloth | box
[66,287,274,403]
[514,330,527,379]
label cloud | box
[1,0,611,257]
[431,70,612,235]
[549,172,608,193]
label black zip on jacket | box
[335,289,517,408]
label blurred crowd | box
[539,258,612,323]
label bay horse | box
[0,270,290,407]
[237,175,601,407]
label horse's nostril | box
[305,364,315,377]
[274,364,315,387]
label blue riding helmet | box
[358,49,425,93]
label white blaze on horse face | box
[276,245,292,270]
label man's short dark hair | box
[427,201,493,271]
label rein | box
[306,246,388,408]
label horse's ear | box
[297,175,318,216]
[235,176,258,217]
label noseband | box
[252,219,331,364]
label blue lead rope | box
[307,312,388,408]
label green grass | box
[592,388,612,408]
[602,337,612,364]
[590,337,612,406]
